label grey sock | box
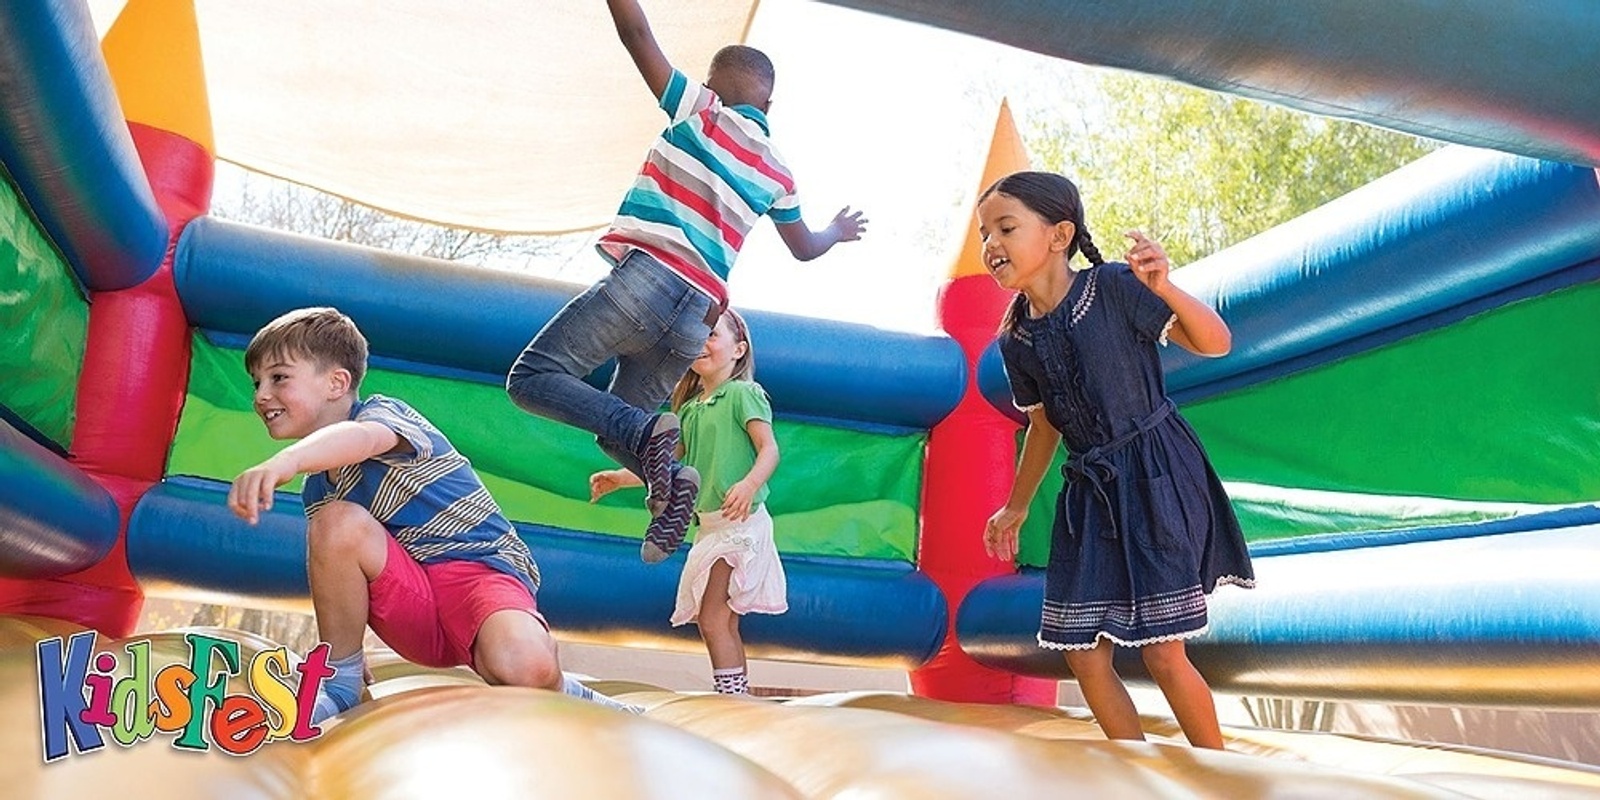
[561,673,644,714]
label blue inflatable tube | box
[815,0,1600,167]
[528,523,947,666]
[128,477,948,667]
[978,148,1600,413]
[174,217,964,430]
[0,417,120,579]
[0,2,166,291]
[127,477,309,596]
[956,509,1600,707]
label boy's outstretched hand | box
[830,206,868,243]
[229,455,299,525]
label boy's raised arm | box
[607,0,674,99]
[775,206,869,262]
[228,421,402,524]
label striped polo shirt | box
[302,395,540,596]
[598,68,802,305]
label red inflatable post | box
[911,103,1056,704]
[0,1,213,635]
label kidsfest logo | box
[36,631,337,762]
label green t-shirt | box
[679,379,773,514]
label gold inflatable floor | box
[5,615,1599,799]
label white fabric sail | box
[90,0,758,233]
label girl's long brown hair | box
[670,308,755,412]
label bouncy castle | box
[3,1,1599,796]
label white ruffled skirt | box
[671,505,788,626]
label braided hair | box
[980,171,1105,332]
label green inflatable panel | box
[1016,282,1600,566]
[0,176,87,447]
[170,335,923,562]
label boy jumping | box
[506,0,866,564]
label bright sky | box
[540,0,1101,334]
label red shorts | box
[367,536,546,670]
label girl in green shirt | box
[591,310,787,694]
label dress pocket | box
[1131,475,1188,552]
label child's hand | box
[983,505,1025,561]
[228,455,299,525]
[1125,231,1170,292]
[830,206,869,243]
[720,479,758,522]
[589,470,628,503]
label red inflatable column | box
[0,0,214,635]
[911,103,1056,704]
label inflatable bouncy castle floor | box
[11,615,1600,799]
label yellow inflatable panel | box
[101,0,214,152]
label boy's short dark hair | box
[709,44,775,104]
[244,307,369,389]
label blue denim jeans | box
[506,250,715,475]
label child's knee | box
[478,645,560,690]
[1064,647,1113,679]
[473,612,560,689]
[1139,642,1191,680]
[307,502,385,555]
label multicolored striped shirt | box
[302,395,540,596]
[598,68,802,305]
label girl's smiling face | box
[692,315,747,380]
[977,191,1076,292]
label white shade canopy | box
[90,0,758,233]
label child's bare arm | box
[1126,231,1231,356]
[228,421,402,524]
[590,468,643,502]
[1159,284,1232,356]
[607,0,673,99]
[984,406,1060,560]
[720,419,779,521]
[774,206,869,262]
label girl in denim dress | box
[978,171,1254,749]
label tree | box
[211,165,597,278]
[1026,73,1441,266]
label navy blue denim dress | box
[999,262,1254,651]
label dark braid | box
[999,292,1028,333]
[1075,227,1105,265]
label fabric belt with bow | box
[1061,400,1175,540]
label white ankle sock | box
[712,667,749,695]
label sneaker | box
[641,465,699,564]
[637,413,681,512]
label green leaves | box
[1025,74,1440,267]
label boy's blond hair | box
[244,307,369,390]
